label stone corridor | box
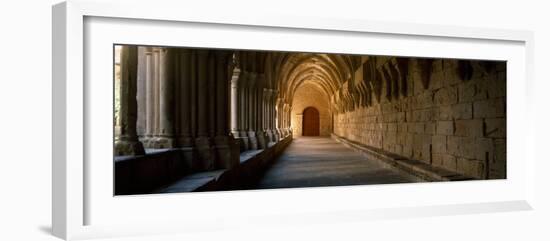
[113,45,507,195]
[255,137,419,189]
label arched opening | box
[302,107,320,136]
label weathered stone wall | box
[334,57,506,179]
[291,82,331,136]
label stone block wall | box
[333,57,506,179]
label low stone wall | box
[333,58,506,179]
[196,135,293,191]
[115,147,195,195]
[115,135,293,195]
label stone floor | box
[255,137,421,189]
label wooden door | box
[302,107,320,136]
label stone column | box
[255,74,267,149]
[195,50,214,170]
[177,49,193,147]
[286,104,290,136]
[214,51,239,169]
[275,98,281,139]
[144,47,155,146]
[280,102,285,137]
[263,89,273,143]
[115,46,145,156]
[190,51,197,139]
[230,67,240,137]
[153,48,161,144]
[155,48,176,148]
[281,103,286,136]
[247,73,258,150]
[288,104,293,137]
[136,47,147,139]
[215,51,229,137]
[271,90,279,141]
[267,91,274,142]
[207,54,216,138]
[237,71,250,151]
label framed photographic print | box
[52,0,535,240]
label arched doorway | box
[302,107,320,136]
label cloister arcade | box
[114,45,506,194]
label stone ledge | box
[331,134,475,182]
[114,147,195,195]
[154,135,293,193]
[155,170,226,193]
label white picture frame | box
[52,0,535,240]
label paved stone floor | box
[255,137,421,189]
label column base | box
[195,136,215,171]
[265,129,273,144]
[247,131,258,150]
[271,129,279,142]
[176,136,193,148]
[237,131,250,151]
[256,130,267,149]
[179,146,196,172]
[214,136,239,169]
[114,139,145,156]
[140,136,154,149]
[152,136,176,149]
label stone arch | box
[290,82,331,137]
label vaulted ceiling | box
[270,52,361,105]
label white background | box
[1,0,548,240]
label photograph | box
[113,45,507,195]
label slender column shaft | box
[261,89,269,130]
[213,51,239,169]
[267,91,272,130]
[207,54,216,137]
[190,51,197,138]
[115,46,145,155]
[173,49,181,140]
[288,105,292,134]
[237,71,250,151]
[255,74,267,149]
[271,92,276,130]
[256,82,263,131]
[195,50,215,171]
[247,72,258,149]
[136,47,147,137]
[145,48,154,137]
[248,73,256,131]
[153,48,161,138]
[196,50,209,137]
[240,72,248,132]
[157,47,176,148]
[283,104,289,133]
[215,52,229,136]
[276,99,280,130]
[230,68,240,135]
[178,49,192,146]
[266,93,269,130]
[271,92,278,140]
